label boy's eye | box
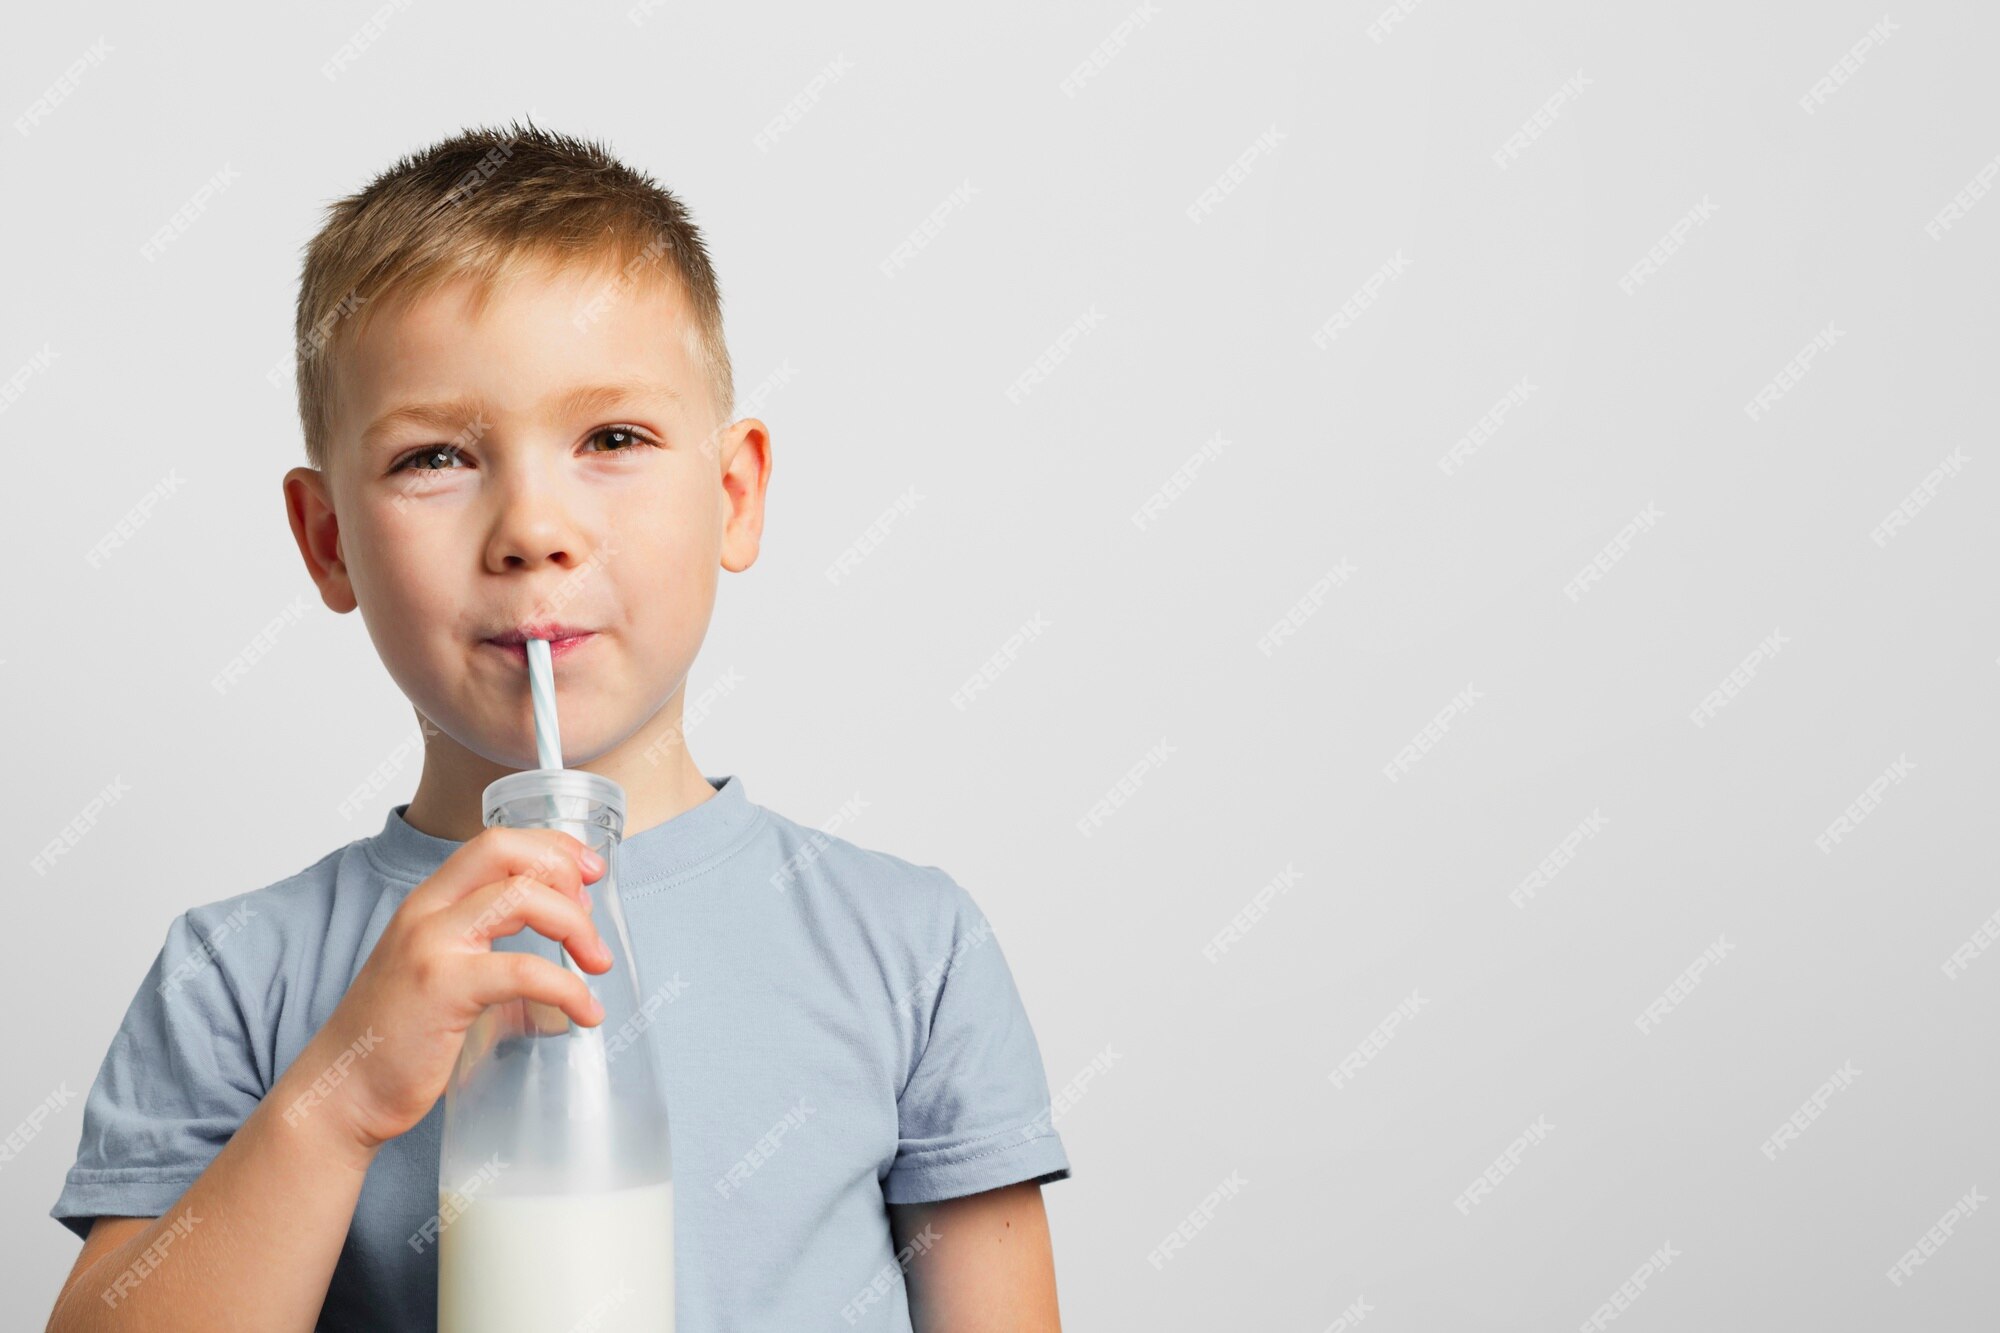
[583,426,657,454]
[389,427,657,475]
[392,444,464,474]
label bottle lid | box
[481,768,627,836]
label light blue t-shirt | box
[51,775,1071,1330]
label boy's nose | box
[483,485,590,573]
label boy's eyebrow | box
[358,379,682,451]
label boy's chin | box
[479,735,604,774]
[420,691,671,779]
[457,715,644,778]
[414,711,587,775]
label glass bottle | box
[437,769,675,1332]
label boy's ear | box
[283,466,357,613]
[718,417,771,575]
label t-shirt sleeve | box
[49,910,267,1240]
[882,876,1072,1205]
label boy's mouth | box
[481,625,598,664]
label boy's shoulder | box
[179,841,347,928]
[753,797,974,916]
[139,836,377,1029]
[165,830,392,973]
[744,798,1007,979]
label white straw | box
[523,637,583,1025]
[525,638,563,771]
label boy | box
[46,121,1070,1331]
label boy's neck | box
[398,697,720,844]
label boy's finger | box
[408,826,597,913]
[441,876,612,972]
[462,951,605,1029]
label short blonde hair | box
[289,118,732,472]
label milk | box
[438,1179,674,1332]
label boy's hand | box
[295,827,616,1155]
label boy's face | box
[283,260,768,772]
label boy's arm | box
[891,1182,1062,1332]
[46,1025,383,1332]
[46,826,612,1332]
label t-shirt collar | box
[363,773,761,893]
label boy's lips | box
[480,630,598,663]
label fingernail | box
[582,848,606,873]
